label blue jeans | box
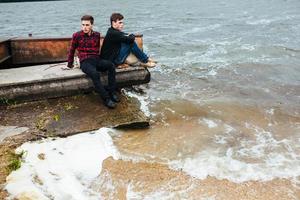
[114,42,148,65]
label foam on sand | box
[125,90,151,117]
[5,128,120,200]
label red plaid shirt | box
[67,30,100,67]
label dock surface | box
[0,62,150,101]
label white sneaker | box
[148,58,157,63]
[117,63,130,69]
[141,61,156,68]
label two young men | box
[67,14,155,108]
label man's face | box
[112,19,124,31]
[81,20,93,34]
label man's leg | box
[114,43,132,65]
[114,42,149,64]
[96,59,116,93]
[81,58,116,108]
[115,42,155,67]
[96,59,120,102]
[129,42,148,63]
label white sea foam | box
[169,124,300,183]
[125,90,151,117]
[246,19,272,25]
[126,179,198,200]
[200,118,219,128]
[245,15,295,26]
[127,187,175,200]
[240,44,256,51]
[177,24,222,37]
[266,108,275,115]
[5,128,120,200]
[207,69,217,76]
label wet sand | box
[1,97,299,199]
[94,157,300,200]
[97,101,300,199]
[113,101,300,163]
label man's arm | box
[99,34,103,55]
[110,29,135,44]
[67,33,78,68]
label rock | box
[0,126,29,143]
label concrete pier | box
[0,62,150,101]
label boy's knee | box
[110,62,116,69]
[105,60,115,69]
[83,68,99,79]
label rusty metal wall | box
[10,37,71,65]
[1,34,143,66]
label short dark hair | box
[110,13,124,26]
[81,15,94,25]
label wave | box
[169,123,300,183]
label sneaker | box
[104,99,116,109]
[110,92,120,103]
[141,61,156,68]
[148,58,157,63]
[117,63,130,69]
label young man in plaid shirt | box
[67,15,119,109]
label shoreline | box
[0,92,149,199]
[97,157,300,199]
[1,94,299,199]
[2,131,299,199]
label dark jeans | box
[114,42,148,65]
[80,57,116,100]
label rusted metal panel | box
[134,34,143,50]
[0,39,11,63]
[10,37,72,65]
[7,34,143,65]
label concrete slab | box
[0,62,81,86]
[0,126,29,143]
[0,93,149,144]
[0,63,150,101]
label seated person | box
[100,13,157,68]
[67,15,119,109]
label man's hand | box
[61,64,73,70]
[129,33,135,40]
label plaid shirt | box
[67,30,100,67]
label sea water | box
[1,0,300,199]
